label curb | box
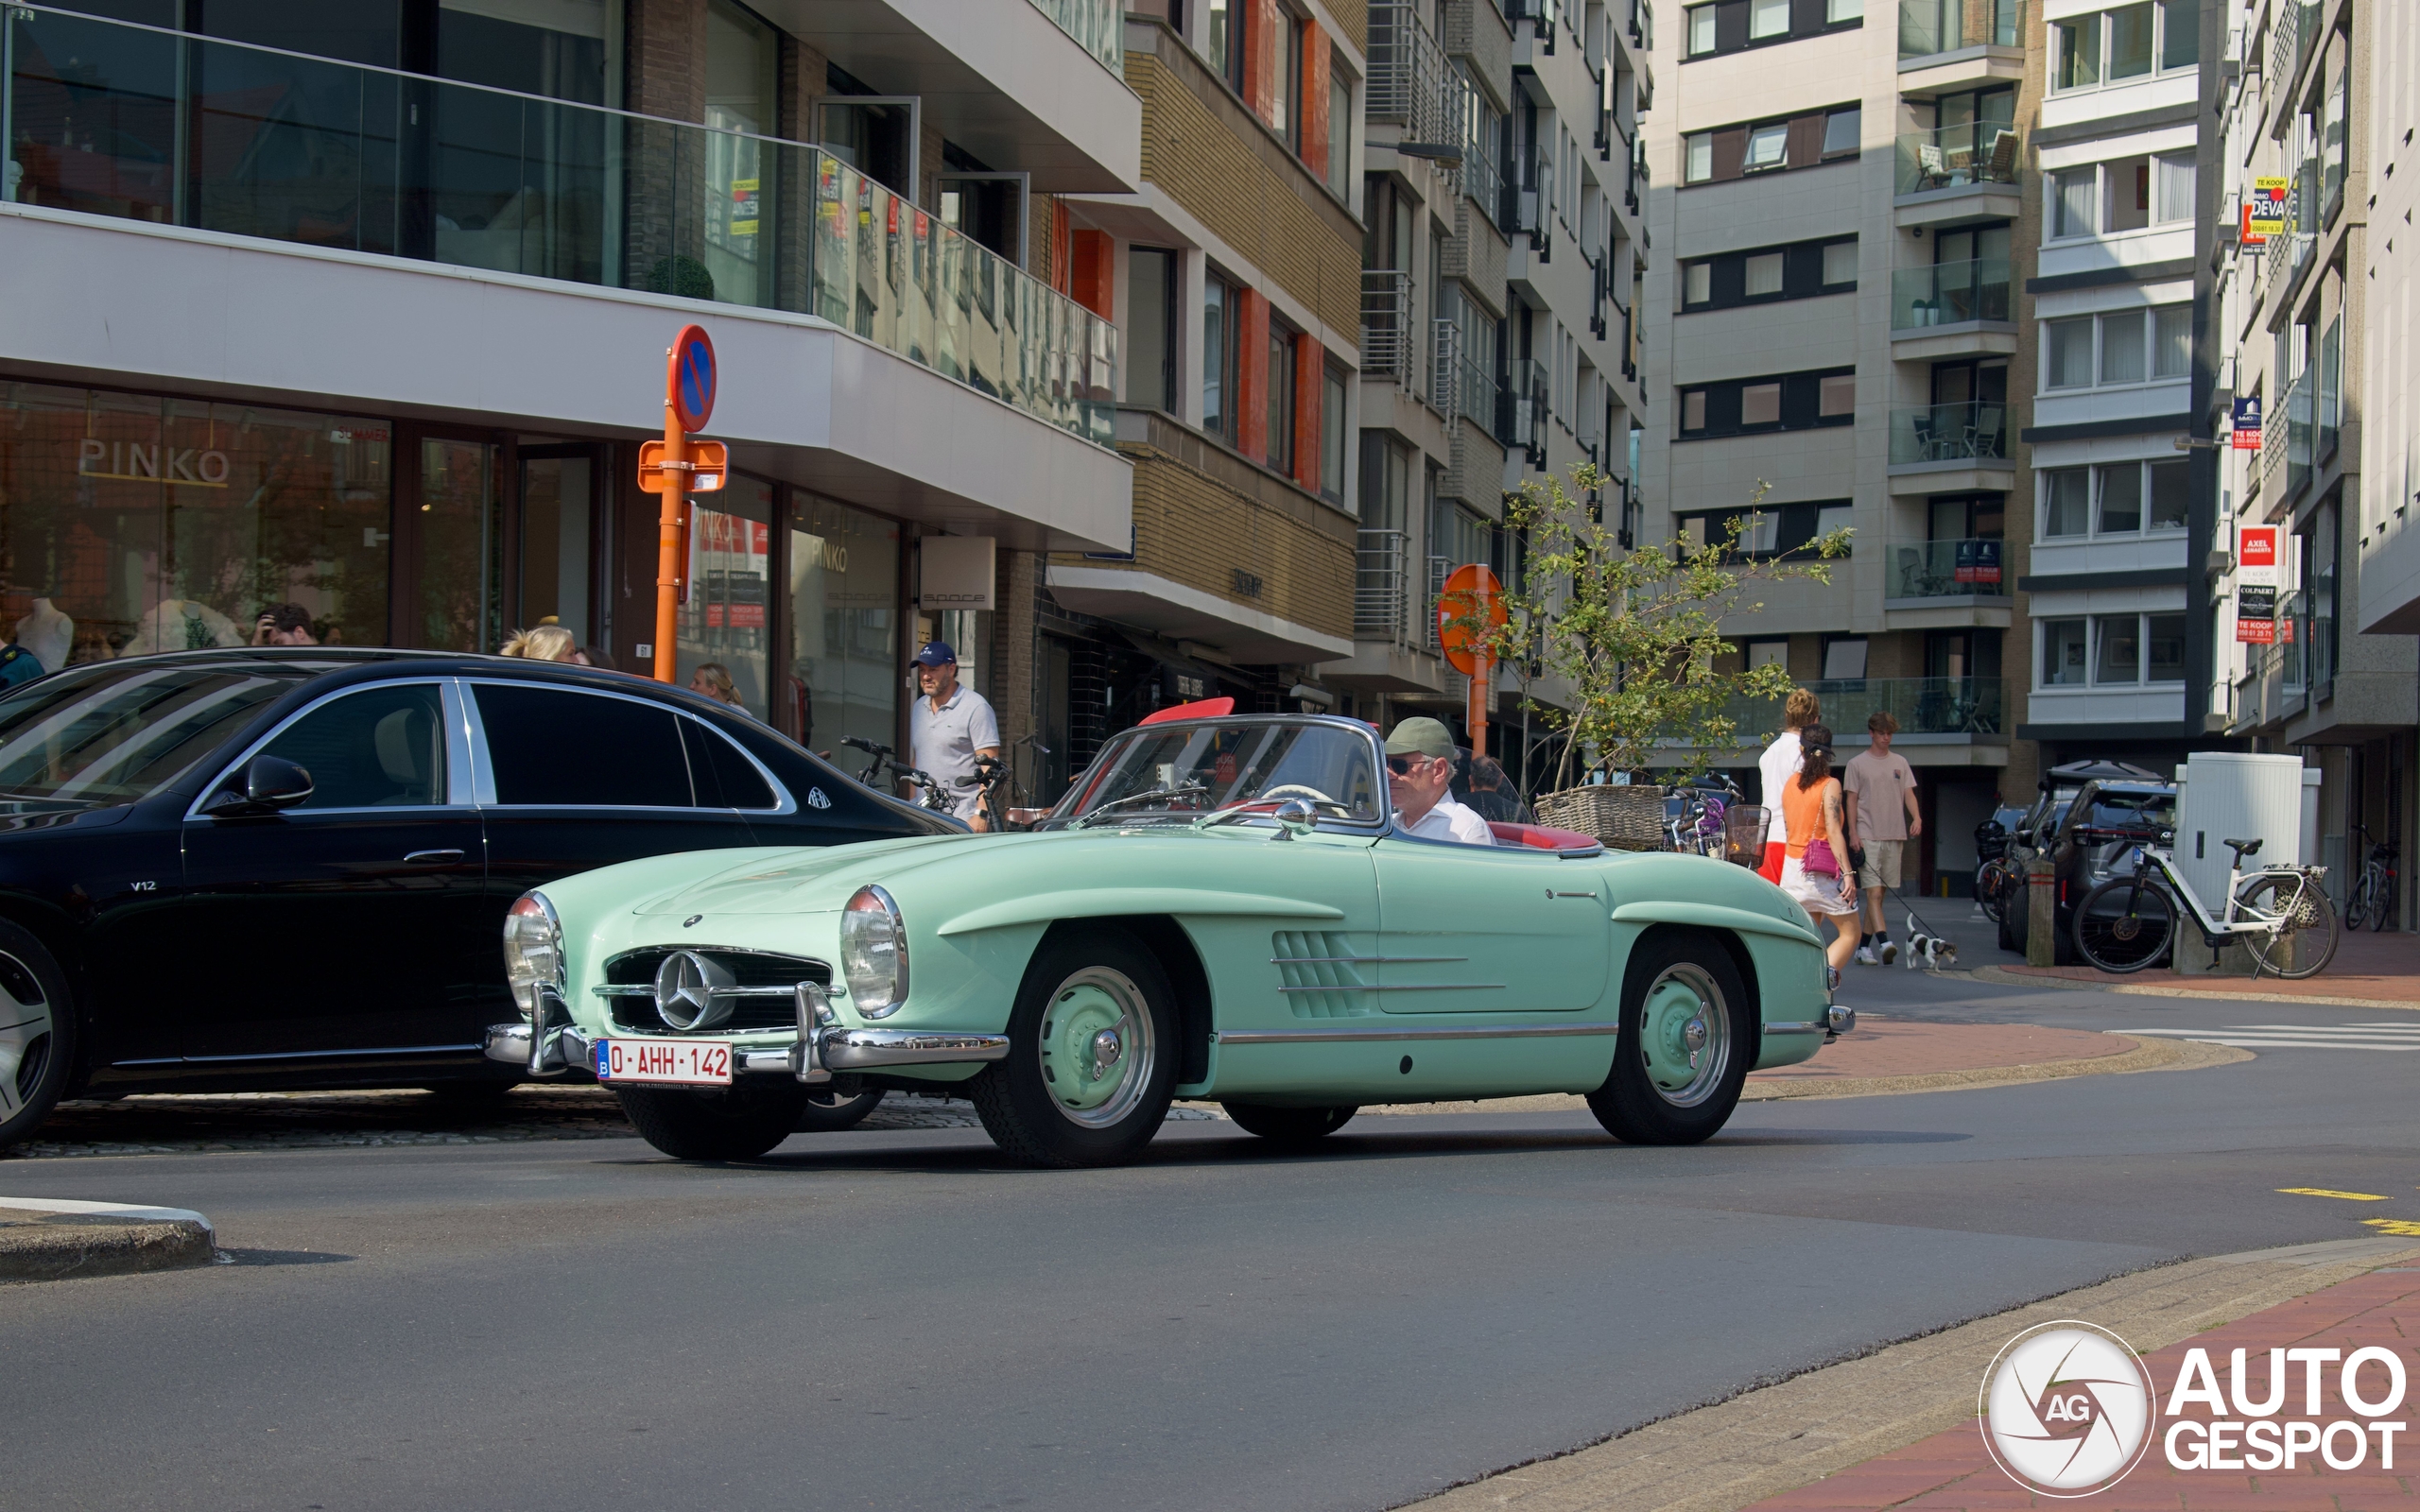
[1393,1235,2420,1512]
[0,1197,223,1283]
[1965,963,2420,1010]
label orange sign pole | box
[652,394,687,684]
[1468,646,1491,760]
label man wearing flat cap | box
[1386,716,1494,845]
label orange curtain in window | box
[1236,289,1270,461]
[1301,25,1329,179]
[1292,335,1323,491]
[1246,0,1283,129]
[1068,229,1114,320]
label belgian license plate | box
[596,1038,732,1086]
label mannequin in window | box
[14,598,72,674]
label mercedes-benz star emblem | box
[654,950,735,1032]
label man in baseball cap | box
[908,641,1001,829]
[1385,716,1494,845]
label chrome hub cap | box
[0,952,54,1123]
[1637,963,1730,1109]
[1038,967,1154,1129]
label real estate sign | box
[2237,524,2280,644]
[2246,177,2289,240]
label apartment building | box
[1335,0,1651,780]
[2014,0,2206,783]
[1045,2,1367,792]
[0,0,1135,772]
[2213,0,2418,910]
[1642,0,2029,892]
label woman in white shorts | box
[1776,724,1860,978]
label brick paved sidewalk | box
[1748,1017,2126,1085]
[1745,1263,2420,1510]
[1993,931,2420,1007]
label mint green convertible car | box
[488,712,1846,1166]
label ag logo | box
[1979,1321,2156,1496]
[806,787,831,810]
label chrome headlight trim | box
[502,890,564,1022]
[840,884,908,1019]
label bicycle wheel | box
[2343,871,2379,933]
[1975,862,2007,924]
[2238,872,2341,979]
[2072,876,2177,973]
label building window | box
[1679,236,1857,312]
[1268,321,1297,472]
[1750,0,1789,38]
[1745,121,1789,171]
[2050,0,2197,93]
[1683,0,1864,58]
[2094,614,2143,683]
[1327,57,1352,197]
[1689,5,1717,53]
[1277,12,1301,151]
[1203,271,1240,440]
[1125,248,1178,412]
[2042,618,2090,685]
[1322,362,1347,502]
[1822,106,1859,157]
[1677,368,1858,438]
[1685,132,1714,182]
[2043,305,2192,390]
[1680,105,1862,185]
[1680,498,1850,558]
[2045,318,2093,388]
[1207,0,1247,95]
[2040,460,2191,539]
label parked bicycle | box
[2069,829,2338,979]
[1974,854,2020,925]
[840,735,957,816]
[2344,822,2399,933]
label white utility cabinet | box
[2171,753,2320,915]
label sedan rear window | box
[0,662,318,805]
[475,683,694,807]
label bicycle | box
[2069,831,2338,979]
[2343,823,2399,933]
[1974,854,2021,925]
[839,736,956,816]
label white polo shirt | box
[1758,730,1802,845]
[1400,797,1495,845]
[909,683,1000,820]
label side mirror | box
[204,754,315,816]
[1270,798,1316,840]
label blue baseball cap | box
[911,641,958,667]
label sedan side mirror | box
[204,754,315,816]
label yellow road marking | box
[2363,1219,2420,1236]
[2276,1187,2392,1201]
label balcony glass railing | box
[1898,0,2024,58]
[2286,363,2314,499]
[1895,121,2021,196]
[1459,356,1501,444]
[1724,677,2003,741]
[1028,0,1122,72]
[1889,401,2010,465]
[1890,257,2013,329]
[1889,539,2007,599]
[0,4,1115,447]
[1499,358,1548,459]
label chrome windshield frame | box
[1052,714,1392,835]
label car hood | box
[632,830,1062,916]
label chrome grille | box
[598,948,832,1035]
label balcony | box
[1889,539,2008,599]
[1430,318,1461,422]
[1895,123,2021,198]
[1898,0,2024,58]
[1722,678,2004,743]
[2285,363,2314,501]
[1889,401,2011,465]
[0,4,1115,447]
[1361,270,1415,387]
[1458,356,1502,446]
[1500,358,1548,464]
[1890,258,2013,331]
[1026,0,1121,70]
[1501,141,1554,249]
[1370,2,1458,160]
[1357,528,1409,640]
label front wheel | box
[2238,872,2341,979]
[1975,861,2009,924]
[2071,876,2177,973]
[1586,932,1754,1146]
[616,1082,808,1160]
[967,928,1177,1168]
[1222,1104,1357,1144]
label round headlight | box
[502,891,563,1021]
[839,885,908,1019]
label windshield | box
[1057,720,1383,825]
[0,661,324,806]
[2082,789,2175,833]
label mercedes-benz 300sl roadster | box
[489,712,1847,1166]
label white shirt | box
[1758,730,1802,844]
[908,684,1000,820]
[1399,797,1496,846]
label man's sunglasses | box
[1386,754,1421,776]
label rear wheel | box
[1975,861,2010,924]
[2344,872,2379,933]
[0,924,75,1152]
[616,1082,808,1160]
[1586,933,1754,1146]
[2238,872,2341,980]
[1222,1104,1357,1144]
[2071,877,2177,973]
[968,929,1177,1168]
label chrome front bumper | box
[485,983,1010,1083]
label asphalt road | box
[5,952,2416,1512]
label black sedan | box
[0,649,954,1147]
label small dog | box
[1902,911,1959,971]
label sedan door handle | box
[403,849,467,865]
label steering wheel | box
[1256,782,1348,814]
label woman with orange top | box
[1778,723,1860,977]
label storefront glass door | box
[677,476,775,719]
[414,436,498,650]
[518,448,596,646]
[786,493,899,756]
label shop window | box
[788,491,902,756]
[677,477,775,721]
[519,450,594,645]
[417,438,499,652]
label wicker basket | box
[1721,804,1771,868]
[1533,784,1668,850]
